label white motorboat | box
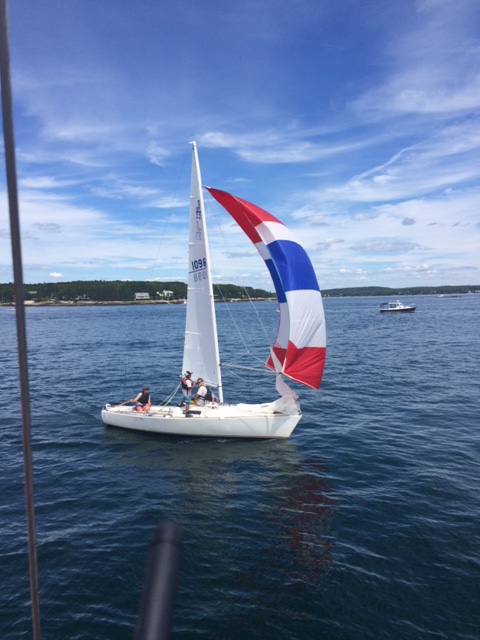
[379,300,416,313]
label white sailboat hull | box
[101,403,301,439]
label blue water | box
[1,295,479,639]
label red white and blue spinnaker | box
[206,187,326,391]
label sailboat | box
[101,142,326,438]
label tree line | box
[0,280,274,303]
[0,281,479,304]
[321,285,480,297]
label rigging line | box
[158,383,181,407]
[212,281,251,356]
[203,193,275,356]
[220,363,276,384]
[209,192,276,325]
[0,2,41,639]
[123,356,129,398]
[221,362,275,374]
[220,365,251,384]
[230,351,270,368]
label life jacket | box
[204,387,212,402]
[181,378,191,391]
[137,392,150,405]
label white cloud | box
[353,0,480,118]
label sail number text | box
[192,258,207,271]
[191,257,207,282]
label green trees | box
[0,281,478,304]
[0,280,274,303]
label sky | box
[1,0,479,290]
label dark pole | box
[0,2,41,639]
[134,523,182,640]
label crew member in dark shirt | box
[131,387,151,413]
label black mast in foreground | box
[0,2,41,638]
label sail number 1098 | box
[192,258,207,271]
[192,257,207,282]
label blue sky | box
[1,0,479,290]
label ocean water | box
[1,295,479,639]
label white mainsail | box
[182,142,223,402]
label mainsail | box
[206,187,326,390]
[183,144,223,401]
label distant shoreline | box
[2,292,479,308]
[2,281,479,306]
[0,298,277,307]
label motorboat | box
[379,300,416,313]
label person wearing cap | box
[180,371,194,407]
[131,387,151,413]
[193,378,208,406]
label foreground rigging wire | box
[0,1,41,638]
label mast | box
[0,1,41,637]
[183,143,223,402]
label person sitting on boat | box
[193,378,213,406]
[131,387,151,413]
[179,371,194,406]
